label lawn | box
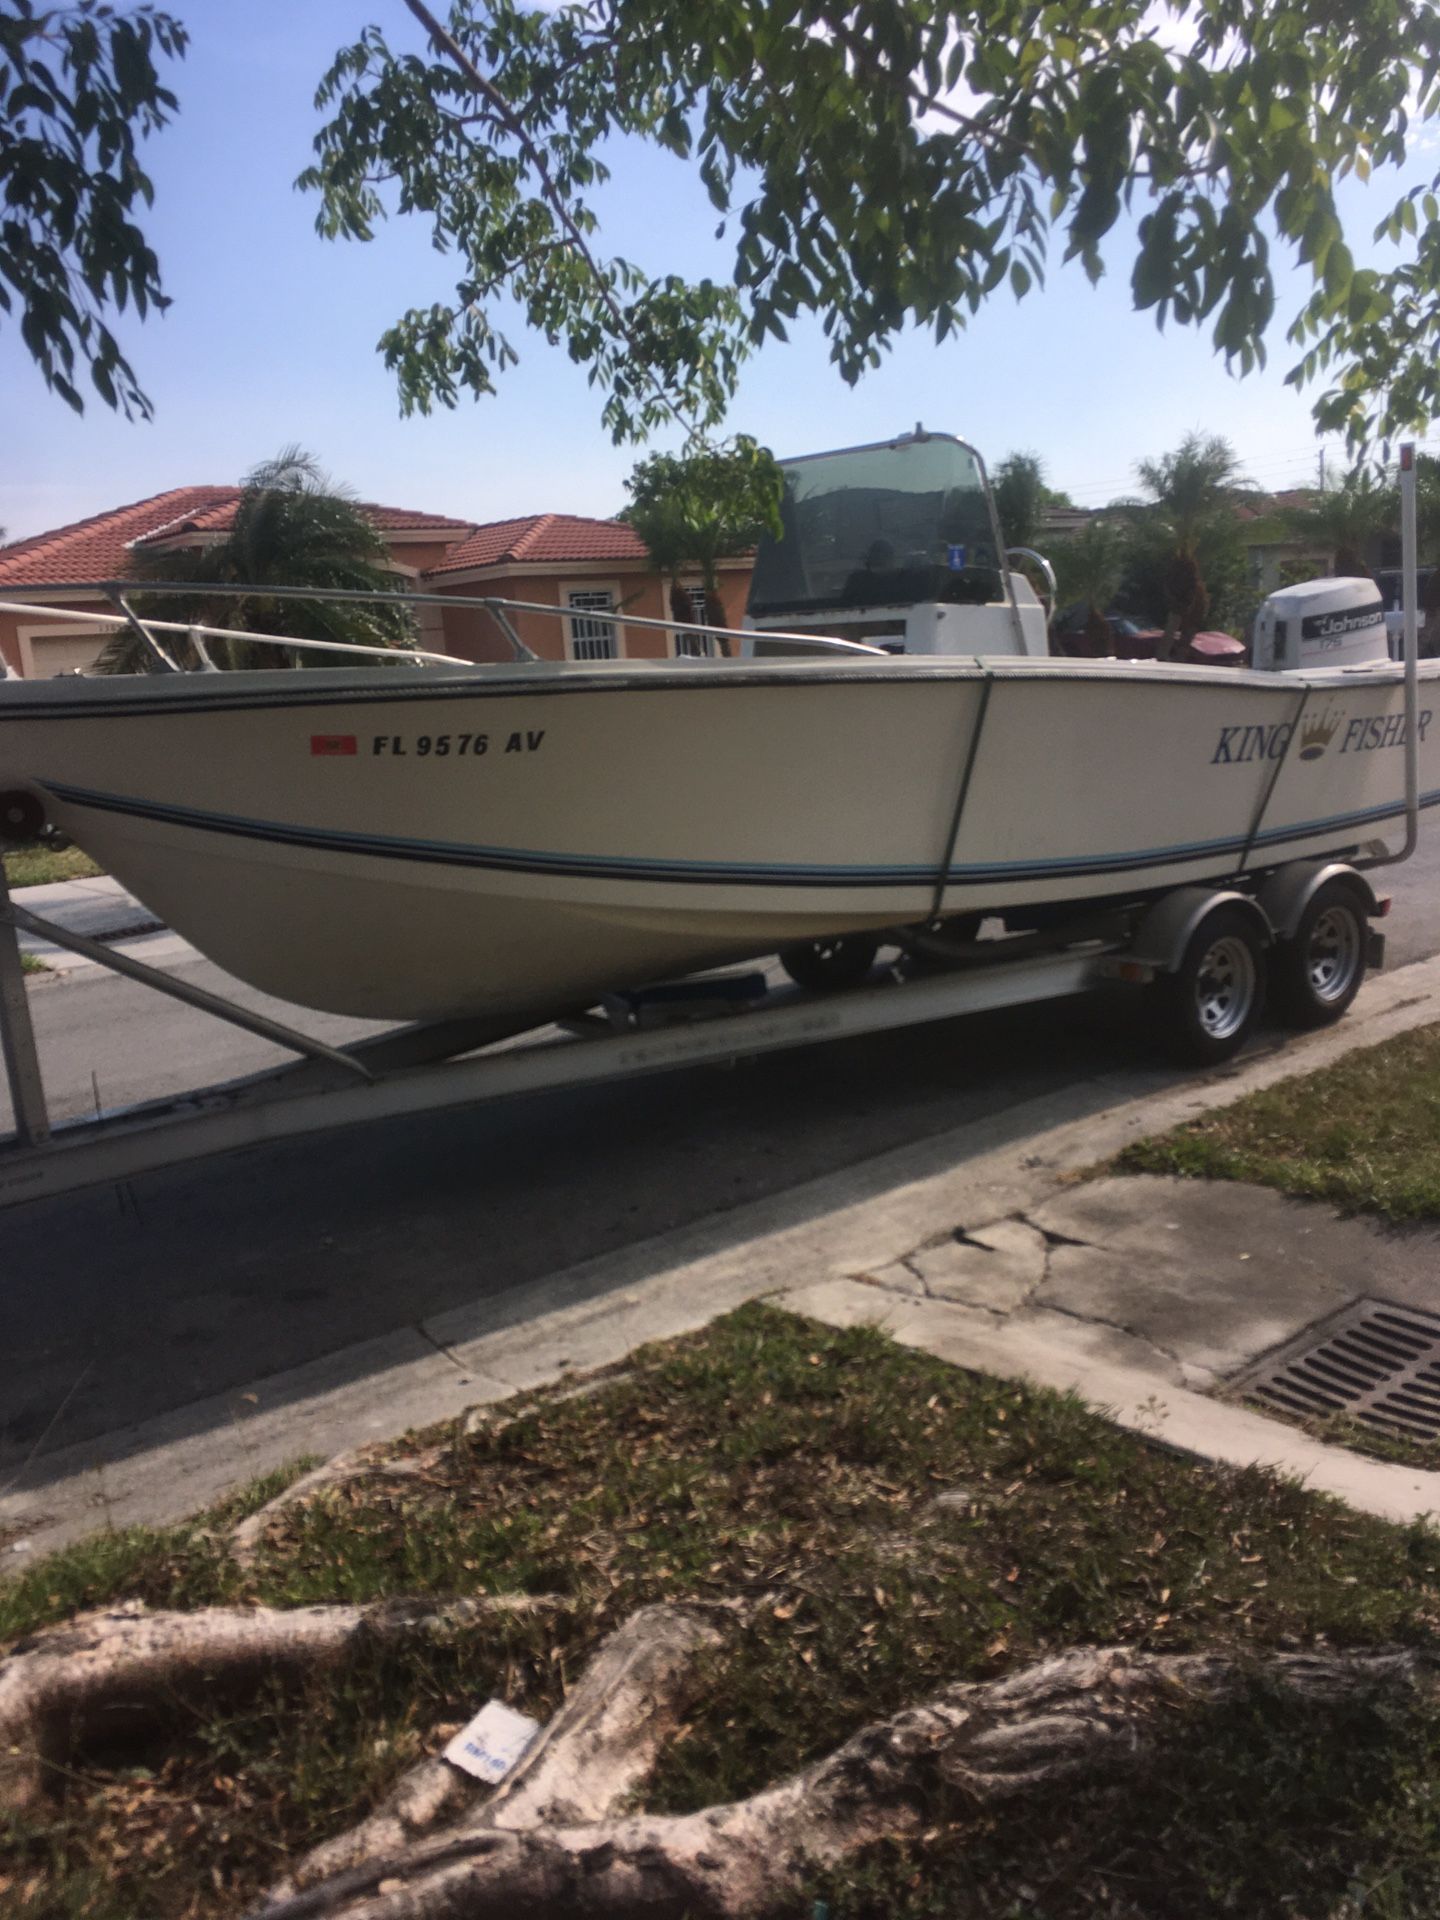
[5,1303,1440,1918]
[3,846,102,889]
[1118,1023,1440,1224]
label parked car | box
[1107,614,1164,660]
[1049,605,1163,658]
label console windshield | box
[748,436,1001,618]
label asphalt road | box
[3,834,1438,1469]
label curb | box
[5,953,1440,1560]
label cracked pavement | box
[854,1175,1440,1401]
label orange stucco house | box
[0,491,755,677]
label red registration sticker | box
[310,734,358,756]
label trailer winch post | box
[0,859,50,1146]
[1400,441,1420,862]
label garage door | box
[27,630,117,677]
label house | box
[1036,504,1095,542]
[424,514,754,663]
[0,487,474,678]
[0,491,755,677]
[1233,489,1332,596]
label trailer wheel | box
[779,933,881,992]
[1156,906,1264,1065]
[1268,879,1368,1029]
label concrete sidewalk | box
[13,873,175,973]
[5,949,1440,1561]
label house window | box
[567,589,619,660]
[674,585,716,657]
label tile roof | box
[0,487,237,588]
[0,489,475,589]
[154,499,475,539]
[427,512,652,575]
[1235,488,1316,525]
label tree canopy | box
[302,0,1440,447]
[992,451,1073,551]
[1281,469,1396,578]
[1052,516,1128,651]
[621,436,782,649]
[1119,432,1250,649]
[9,2,1440,447]
[1,0,186,417]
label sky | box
[3,0,1438,543]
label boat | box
[1,430,1435,1025]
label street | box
[3,834,1438,1469]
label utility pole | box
[1318,446,1326,493]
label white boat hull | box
[3,655,1436,1021]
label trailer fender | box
[1253,862,1380,944]
[1129,888,1271,975]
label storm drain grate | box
[1232,1298,1440,1443]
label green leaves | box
[1,0,187,419]
[299,0,1440,448]
[623,435,783,568]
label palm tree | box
[1053,518,1128,655]
[991,451,1048,551]
[98,448,416,672]
[1122,434,1249,657]
[1282,467,1394,577]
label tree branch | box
[399,0,692,433]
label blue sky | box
[2,0,1436,542]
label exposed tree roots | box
[4,1589,1428,1919]
[241,1642,1427,1920]
[0,1593,555,1813]
[229,1445,450,1567]
[269,1602,725,1899]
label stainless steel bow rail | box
[0,579,890,673]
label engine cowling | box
[1252,578,1390,673]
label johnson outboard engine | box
[1252,578,1390,673]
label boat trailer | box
[0,859,1390,1212]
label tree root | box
[247,1643,1430,1920]
[0,1592,555,1812]
[9,1579,1428,1920]
[270,1602,724,1899]
[229,1445,449,1567]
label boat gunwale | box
[2,652,1433,722]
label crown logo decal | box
[1299,708,1341,760]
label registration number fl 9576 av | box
[369,731,546,757]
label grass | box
[1117,1023,1440,1223]
[1276,1409,1440,1476]
[3,846,102,889]
[6,1303,1440,1918]
[19,953,47,975]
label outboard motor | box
[1252,578,1390,673]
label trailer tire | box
[779,933,881,992]
[1155,905,1265,1066]
[1268,879,1368,1029]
